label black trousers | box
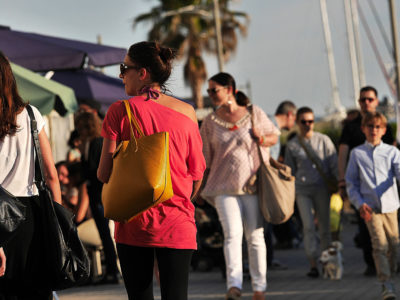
[88,189,119,276]
[0,197,52,300]
[117,243,193,300]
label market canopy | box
[0,25,126,71]
[51,69,126,112]
[11,63,78,116]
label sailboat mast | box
[320,0,344,114]
[344,0,360,106]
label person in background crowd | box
[200,72,279,300]
[346,112,400,300]
[97,41,206,300]
[0,51,62,299]
[265,101,298,269]
[284,106,338,278]
[66,129,81,163]
[337,86,395,277]
[55,161,90,224]
[75,111,120,285]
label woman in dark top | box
[75,111,119,284]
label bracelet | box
[259,136,264,145]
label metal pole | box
[213,0,224,72]
[389,0,400,101]
[352,0,366,87]
[344,0,360,106]
[320,0,344,114]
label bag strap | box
[124,100,144,138]
[248,104,266,166]
[26,105,46,191]
[297,136,332,186]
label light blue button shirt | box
[269,116,280,160]
[345,141,400,213]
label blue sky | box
[0,0,399,116]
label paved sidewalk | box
[57,215,396,300]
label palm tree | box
[134,0,248,108]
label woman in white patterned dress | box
[199,72,280,300]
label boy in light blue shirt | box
[346,112,400,300]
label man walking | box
[265,101,297,269]
[337,86,395,276]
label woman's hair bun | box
[159,46,176,62]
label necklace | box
[210,112,250,131]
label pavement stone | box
[57,215,397,300]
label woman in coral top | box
[200,72,280,300]
[97,41,206,300]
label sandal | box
[252,291,265,300]
[226,287,241,300]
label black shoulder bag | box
[26,105,90,290]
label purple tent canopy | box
[51,69,127,112]
[0,25,126,71]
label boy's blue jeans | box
[366,211,399,282]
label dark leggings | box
[117,243,193,300]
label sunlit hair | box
[361,112,387,127]
[296,106,313,121]
[127,41,176,91]
[360,86,378,98]
[75,111,102,141]
[0,51,27,141]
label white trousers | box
[215,194,267,292]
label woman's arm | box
[74,183,90,224]
[38,130,62,204]
[0,247,5,277]
[191,179,203,201]
[97,138,116,183]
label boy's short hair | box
[361,112,387,127]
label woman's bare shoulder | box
[159,95,197,123]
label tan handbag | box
[102,100,174,222]
[249,105,295,224]
[257,157,295,224]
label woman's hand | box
[0,247,6,277]
[251,128,278,147]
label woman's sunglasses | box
[207,86,226,95]
[120,63,140,75]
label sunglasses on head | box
[207,86,226,95]
[120,63,140,75]
[359,97,375,103]
[300,119,314,125]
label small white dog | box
[319,241,343,280]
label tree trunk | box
[191,78,204,108]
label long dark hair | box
[127,41,176,91]
[0,51,26,141]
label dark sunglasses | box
[207,86,226,95]
[300,119,314,125]
[359,97,375,103]
[120,63,140,75]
